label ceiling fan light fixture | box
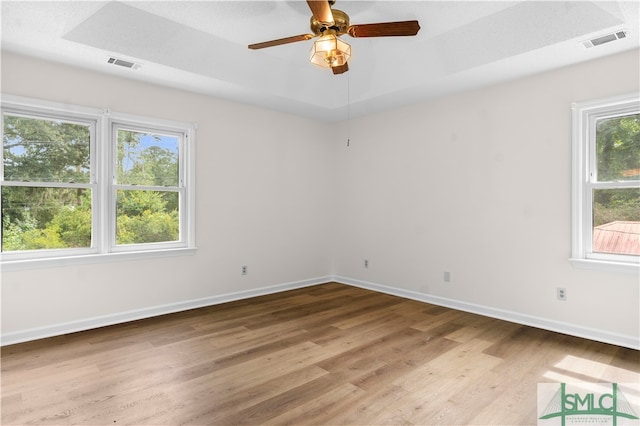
[249,1,420,75]
[309,31,351,68]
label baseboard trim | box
[0,276,331,346]
[333,276,640,350]
[3,275,638,350]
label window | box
[571,94,639,272]
[1,95,195,268]
[112,124,183,249]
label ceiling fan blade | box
[248,34,315,50]
[307,0,334,25]
[347,20,420,38]
[332,62,349,75]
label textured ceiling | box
[2,1,639,121]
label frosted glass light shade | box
[309,33,351,68]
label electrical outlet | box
[557,287,567,301]
[241,265,248,275]
[444,271,451,282]
[364,259,369,268]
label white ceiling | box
[2,1,638,121]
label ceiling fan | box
[248,0,420,75]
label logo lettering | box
[539,383,639,426]
[598,393,614,412]
[564,393,593,411]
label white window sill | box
[1,247,197,272]
[569,258,640,275]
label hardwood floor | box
[2,283,639,425]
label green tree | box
[116,190,179,245]
[1,188,91,251]
[3,116,90,229]
[3,115,90,183]
[117,130,178,186]
[49,192,92,248]
[115,130,180,241]
[596,114,640,180]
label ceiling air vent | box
[107,57,141,69]
[582,30,627,49]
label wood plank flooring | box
[2,283,639,425]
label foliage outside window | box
[114,127,181,247]
[571,94,640,272]
[2,114,94,252]
[1,96,195,267]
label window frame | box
[1,95,196,270]
[570,93,640,273]
[109,118,188,253]
[1,102,102,261]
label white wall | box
[1,49,639,348]
[331,49,640,347]
[1,52,334,340]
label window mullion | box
[583,181,594,256]
[115,184,180,192]
[0,181,93,189]
[587,115,598,184]
[0,110,5,183]
[96,114,111,254]
[589,181,640,189]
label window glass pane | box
[3,114,91,183]
[592,188,640,255]
[596,113,640,181]
[117,130,179,186]
[1,186,92,251]
[116,190,179,245]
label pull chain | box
[347,70,351,147]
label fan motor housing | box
[311,9,350,36]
